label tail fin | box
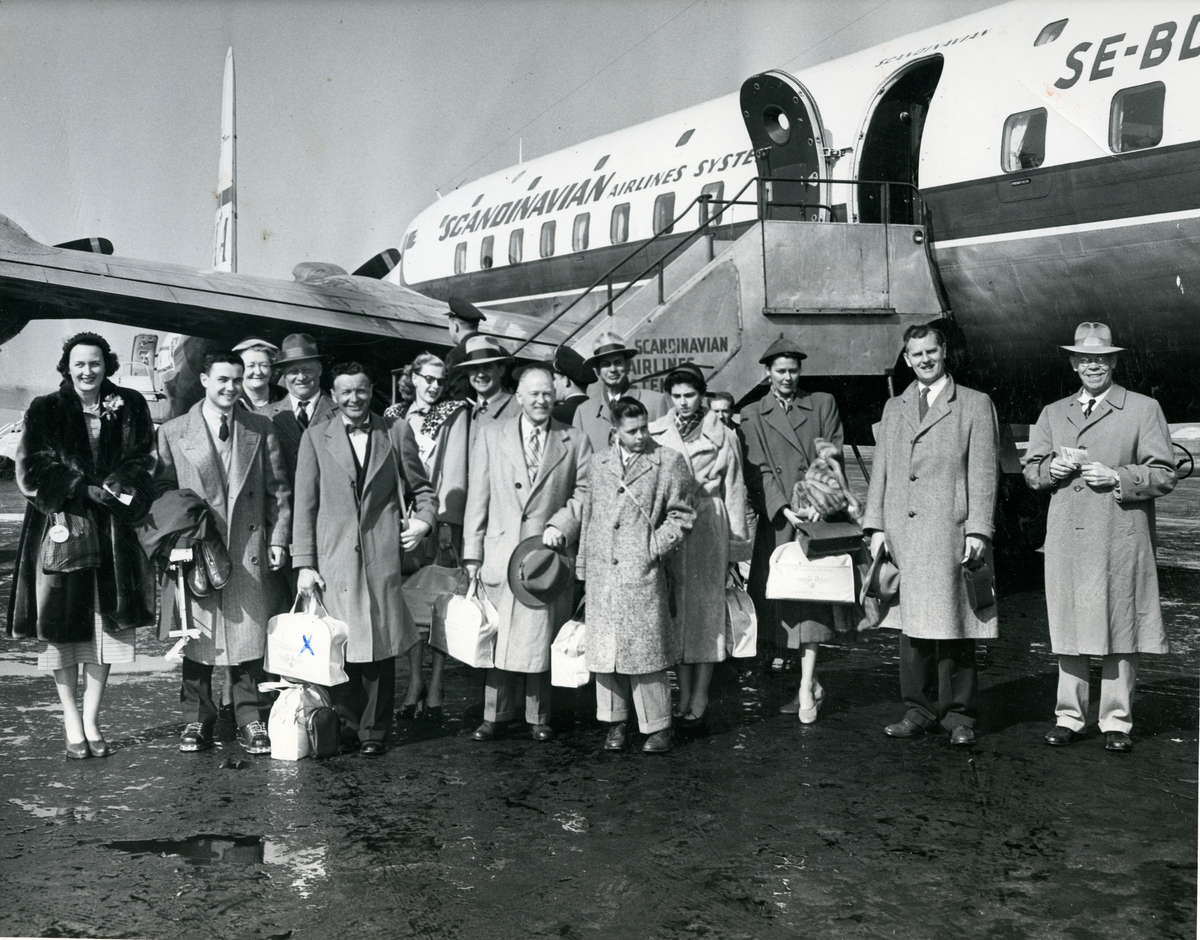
[212,47,237,272]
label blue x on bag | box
[264,593,350,685]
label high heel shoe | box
[798,683,825,725]
[678,709,708,730]
[65,737,90,760]
[398,696,426,721]
[423,702,443,723]
[87,737,111,758]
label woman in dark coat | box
[6,332,157,758]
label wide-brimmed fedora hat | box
[860,544,900,606]
[275,333,323,366]
[1061,321,1125,355]
[584,331,638,368]
[552,345,596,388]
[447,295,487,323]
[232,336,280,355]
[759,333,807,365]
[507,536,573,608]
[452,335,511,371]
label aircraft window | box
[480,235,494,270]
[527,176,542,192]
[509,229,523,265]
[610,203,630,244]
[676,129,695,147]
[1001,108,1047,172]
[1110,82,1165,152]
[594,155,609,171]
[540,220,556,258]
[653,193,676,236]
[572,213,590,252]
[454,241,467,275]
[1034,19,1067,46]
[699,182,725,224]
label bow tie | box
[347,424,369,436]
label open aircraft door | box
[740,71,829,222]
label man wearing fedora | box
[443,295,485,402]
[264,333,336,480]
[550,344,595,425]
[865,324,999,747]
[453,335,515,444]
[572,332,669,454]
[1023,322,1176,753]
[462,364,592,742]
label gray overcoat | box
[571,383,669,455]
[578,440,696,674]
[1023,385,1176,655]
[155,403,292,665]
[462,416,592,672]
[863,378,1000,640]
[291,414,437,663]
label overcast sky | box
[0,0,995,409]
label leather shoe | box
[1044,726,1083,746]
[642,729,673,754]
[87,737,111,758]
[65,739,90,760]
[238,721,271,755]
[179,722,213,752]
[531,724,555,742]
[1105,730,1133,752]
[360,741,386,757]
[884,717,928,738]
[472,720,503,742]
[603,722,628,752]
[949,725,976,747]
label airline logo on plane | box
[438,174,614,242]
[1054,15,1200,88]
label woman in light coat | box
[649,364,752,727]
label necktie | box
[297,400,310,429]
[477,398,488,416]
[1083,398,1095,419]
[919,387,930,421]
[219,414,229,442]
[525,425,543,482]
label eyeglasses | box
[415,373,444,384]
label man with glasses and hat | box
[263,333,336,479]
[443,296,486,401]
[1024,322,1176,753]
[550,345,595,425]
[462,363,591,743]
[572,331,669,454]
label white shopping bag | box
[435,578,498,668]
[266,684,310,761]
[551,618,590,688]
[724,567,758,658]
[264,594,350,686]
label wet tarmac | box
[0,472,1196,940]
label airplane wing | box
[0,213,567,360]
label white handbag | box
[264,594,350,686]
[724,566,758,658]
[434,577,498,668]
[551,612,590,687]
[765,542,856,604]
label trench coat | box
[8,381,157,642]
[462,417,591,672]
[578,440,696,674]
[468,391,515,448]
[650,410,753,662]
[741,388,844,644]
[863,378,1000,640]
[1023,385,1175,655]
[571,383,670,455]
[264,392,337,480]
[291,414,437,663]
[155,403,292,665]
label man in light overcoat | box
[572,332,669,454]
[462,364,592,743]
[579,397,696,754]
[865,324,1000,747]
[456,335,515,447]
[156,352,291,755]
[1023,322,1176,753]
[292,362,436,756]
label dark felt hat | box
[508,537,573,608]
[447,295,487,323]
[758,334,807,365]
[860,544,900,606]
[451,335,511,371]
[276,333,323,366]
[552,345,596,388]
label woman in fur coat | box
[6,332,157,759]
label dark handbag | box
[963,561,995,610]
[41,510,101,574]
[301,685,340,759]
[794,521,864,558]
[402,547,464,629]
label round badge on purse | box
[49,521,70,543]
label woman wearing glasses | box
[386,353,470,721]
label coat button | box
[355,545,361,553]
[612,558,619,564]
[1073,484,1084,492]
[515,482,523,489]
[613,521,620,529]
[250,556,258,564]
[908,510,916,517]
[618,486,625,493]
[248,523,257,531]
[776,467,782,474]
[909,475,917,482]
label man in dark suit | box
[571,332,669,454]
[550,344,594,425]
[263,333,336,479]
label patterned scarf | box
[416,399,467,438]
[674,408,704,442]
[773,391,797,414]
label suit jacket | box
[462,417,592,672]
[552,393,589,426]
[291,414,437,662]
[264,392,337,480]
[571,383,669,455]
[1024,385,1175,655]
[864,378,999,640]
[155,403,292,665]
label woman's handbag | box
[264,593,350,686]
[401,546,463,629]
[430,576,497,668]
[41,510,101,574]
[551,602,590,687]
[724,566,758,658]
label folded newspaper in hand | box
[1057,446,1089,466]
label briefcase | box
[793,521,864,558]
[963,561,995,610]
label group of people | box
[5,302,1177,760]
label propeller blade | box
[352,248,401,280]
[54,237,114,255]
